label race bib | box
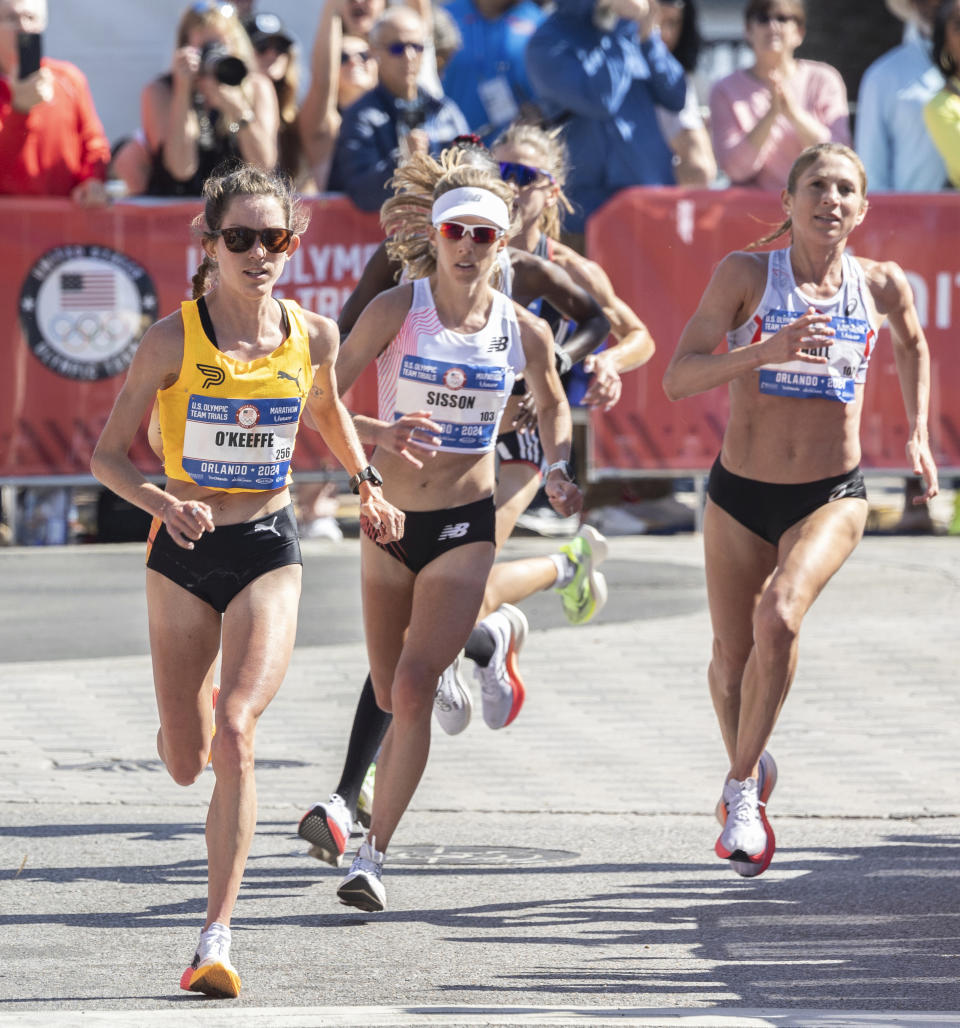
[181,394,300,489]
[394,354,510,451]
[756,309,871,403]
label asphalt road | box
[1,534,959,1026]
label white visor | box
[431,187,511,232]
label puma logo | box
[277,368,302,389]
[253,516,280,537]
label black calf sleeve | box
[334,673,392,816]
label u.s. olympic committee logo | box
[19,245,158,381]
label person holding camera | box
[0,0,110,204]
[329,6,468,211]
[142,1,279,197]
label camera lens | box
[200,43,247,86]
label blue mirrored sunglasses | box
[499,161,554,188]
[385,41,425,56]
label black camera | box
[199,43,247,87]
[17,32,43,79]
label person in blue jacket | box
[525,0,686,240]
[441,0,545,143]
[330,7,468,211]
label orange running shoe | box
[179,922,240,998]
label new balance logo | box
[437,521,470,541]
[253,516,280,537]
[197,363,225,388]
[277,368,302,389]
[487,336,508,352]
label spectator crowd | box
[3,0,959,233]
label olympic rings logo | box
[46,312,133,355]
[19,245,158,382]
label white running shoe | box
[179,921,241,998]
[715,777,774,876]
[298,792,353,868]
[337,836,386,912]
[715,750,778,826]
[434,654,472,735]
[474,604,528,730]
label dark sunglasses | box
[498,161,554,188]
[384,41,424,56]
[255,37,292,55]
[751,12,798,24]
[215,226,294,253]
[436,221,503,244]
[341,49,372,64]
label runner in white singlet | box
[328,149,583,913]
[663,143,938,878]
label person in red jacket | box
[0,0,110,204]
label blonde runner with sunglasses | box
[329,148,582,912]
[91,163,402,997]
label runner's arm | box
[869,259,939,502]
[90,315,215,547]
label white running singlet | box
[727,247,877,403]
[377,277,526,452]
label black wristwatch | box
[349,464,383,494]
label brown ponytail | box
[191,255,218,299]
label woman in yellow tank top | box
[91,163,402,998]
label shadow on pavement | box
[1,820,958,1009]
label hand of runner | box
[761,307,834,365]
[544,475,583,518]
[161,498,215,550]
[376,411,443,468]
[511,388,538,432]
[360,494,405,544]
[583,352,623,411]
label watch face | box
[352,465,382,492]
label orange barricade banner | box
[0,196,382,479]
[586,188,960,475]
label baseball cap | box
[243,12,294,51]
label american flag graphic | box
[59,271,116,310]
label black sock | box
[464,624,496,667]
[334,674,392,816]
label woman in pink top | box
[708,0,850,190]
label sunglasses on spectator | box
[214,227,294,253]
[384,41,425,56]
[499,161,555,188]
[255,37,292,55]
[750,12,799,24]
[435,221,503,244]
[341,49,373,64]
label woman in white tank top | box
[328,149,583,912]
[662,142,938,879]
